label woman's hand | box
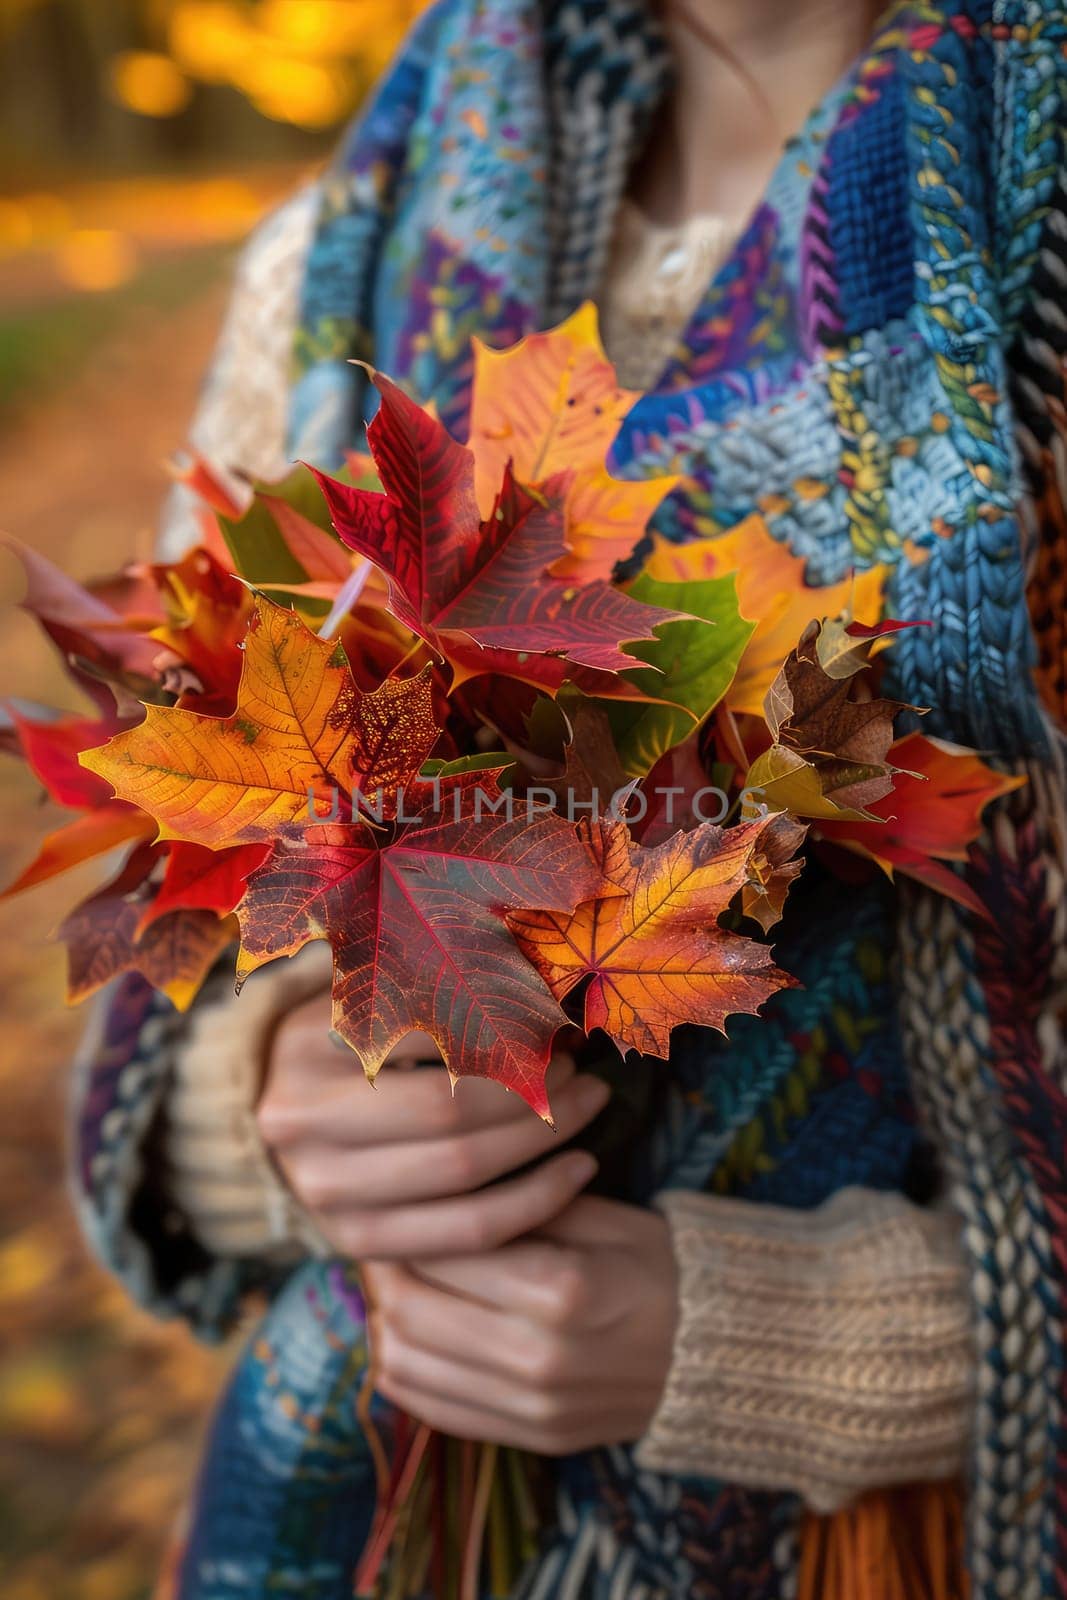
[364,1196,678,1454]
[257,991,610,1260]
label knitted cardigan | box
[73,2,1067,1597]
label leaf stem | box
[319,556,372,638]
[461,1443,498,1600]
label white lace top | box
[599,199,741,389]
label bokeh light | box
[162,0,424,129]
[109,50,194,118]
[236,56,355,129]
[258,0,398,54]
[0,200,34,254]
[258,0,339,50]
[54,230,139,293]
[167,1,257,83]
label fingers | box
[268,997,358,1089]
[370,1308,601,1439]
[531,1193,633,1246]
[273,1017,443,1085]
[368,1256,618,1389]
[370,1370,624,1457]
[286,1072,610,1211]
[409,1239,591,1323]
[369,1254,601,1382]
[325,1148,597,1260]
[367,1262,538,1383]
[363,1193,677,1458]
[260,1050,578,1152]
[381,1031,443,1070]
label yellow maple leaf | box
[643,515,889,716]
[466,303,680,581]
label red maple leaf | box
[236,769,601,1117]
[1,704,154,897]
[148,547,252,713]
[309,372,684,689]
[816,731,1026,917]
[7,537,161,713]
[136,840,271,933]
[58,845,230,1010]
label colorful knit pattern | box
[74,2,1067,1597]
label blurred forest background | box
[0,5,423,1596]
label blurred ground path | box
[0,165,300,414]
[0,256,239,1600]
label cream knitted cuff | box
[160,945,333,1262]
[634,1186,975,1513]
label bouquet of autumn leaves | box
[2,307,1018,1590]
[5,308,1016,1086]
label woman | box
[74,0,1067,1596]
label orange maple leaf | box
[81,597,440,848]
[507,815,800,1059]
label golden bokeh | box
[167,0,256,83]
[54,229,139,293]
[237,55,356,129]
[163,0,426,127]
[109,49,194,118]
